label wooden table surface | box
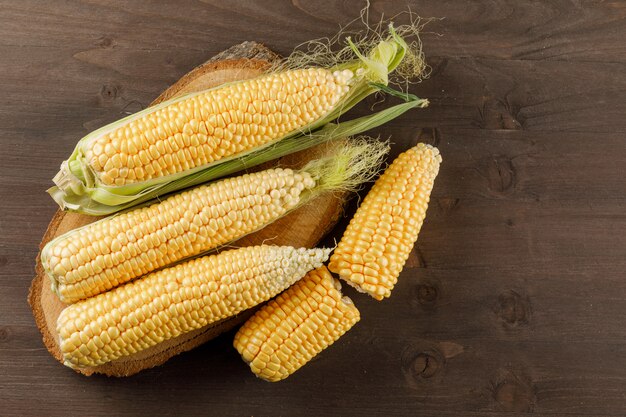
[1,1,625,416]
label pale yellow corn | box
[43,168,316,304]
[234,266,360,382]
[57,245,330,369]
[85,68,354,186]
[328,143,441,300]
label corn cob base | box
[28,42,350,377]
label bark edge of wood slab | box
[27,42,347,377]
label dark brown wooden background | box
[1,1,625,416]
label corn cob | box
[82,68,353,188]
[328,143,442,300]
[234,266,359,382]
[43,139,388,304]
[57,245,330,369]
[48,24,429,215]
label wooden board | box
[3,1,626,416]
[27,42,347,377]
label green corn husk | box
[49,24,427,215]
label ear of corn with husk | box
[51,100,421,216]
[43,139,388,304]
[48,25,428,215]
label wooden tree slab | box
[27,42,347,377]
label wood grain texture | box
[1,0,626,416]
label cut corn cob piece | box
[42,139,388,304]
[48,24,429,215]
[57,245,330,369]
[234,266,360,382]
[328,143,442,300]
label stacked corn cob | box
[43,23,443,382]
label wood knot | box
[96,36,116,49]
[411,352,440,378]
[414,127,441,148]
[491,370,535,412]
[0,256,7,268]
[417,284,438,304]
[475,98,523,130]
[402,348,442,383]
[494,290,531,329]
[476,155,516,196]
[411,280,440,310]
[437,197,459,213]
[99,84,119,102]
[0,326,10,342]
[402,342,464,388]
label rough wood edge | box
[28,210,68,365]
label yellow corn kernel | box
[328,143,441,300]
[58,245,330,369]
[234,266,360,382]
[87,68,352,186]
[42,168,316,303]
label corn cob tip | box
[48,160,87,211]
[41,239,66,300]
[52,161,79,192]
[328,143,441,300]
